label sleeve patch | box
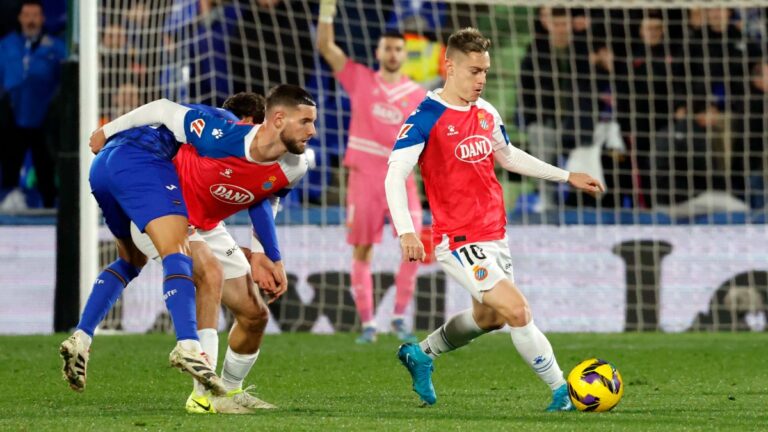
[397,123,413,140]
[190,118,205,138]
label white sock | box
[194,328,219,396]
[74,329,92,349]
[419,309,488,359]
[509,320,566,390]
[221,347,259,392]
[178,339,203,353]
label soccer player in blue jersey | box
[56,96,266,397]
[61,89,315,413]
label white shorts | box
[130,221,250,280]
[435,236,515,303]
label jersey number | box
[458,245,486,265]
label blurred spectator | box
[688,8,706,34]
[571,8,590,38]
[99,21,150,123]
[188,1,236,106]
[688,8,752,111]
[400,16,445,90]
[565,40,629,208]
[615,11,683,207]
[228,0,315,97]
[518,7,594,209]
[731,62,768,208]
[0,0,65,210]
[533,7,550,37]
[654,99,748,215]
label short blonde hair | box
[446,27,491,58]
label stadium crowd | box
[1,1,767,218]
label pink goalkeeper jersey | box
[336,60,426,173]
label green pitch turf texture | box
[1,332,766,431]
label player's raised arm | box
[101,98,191,142]
[316,0,348,73]
[386,121,427,262]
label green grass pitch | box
[1,332,767,431]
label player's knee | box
[118,240,147,268]
[501,303,531,328]
[197,266,224,300]
[126,252,147,269]
[352,244,373,262]
[239,304,268,334]
[474,313,505,331]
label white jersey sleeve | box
[102,99,190,142]
[476,99,570,183]
[386,113,429,237]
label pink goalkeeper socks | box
[394,261,419,315]
[351,259,374,322]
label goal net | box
[89,0,768,335]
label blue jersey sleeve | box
[183,103,239,122]
[182,109,255,158]
[392,98,444,151]
[248,199,281,262]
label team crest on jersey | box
[261,176,277,191]
[397,123,413,140]
[210,184,255,205]
[455,135,493,163]
[478,111,489,130]
[473,265,489,281]
[190,118,205,138]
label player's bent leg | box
[481,280,572,412]
[214,275,275,412]
[145,215,226,396]
[189,240,224,400]
[351,244,377,343]
[190,240,224,332]
[59,238,145,392]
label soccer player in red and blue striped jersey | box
[386,28,604,411]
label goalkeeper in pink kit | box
[386,28,604,410]
[317,0,427,343]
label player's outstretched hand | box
[89,128,107,155]
[400,232,426,262]
[250,252,278,296]
[567,172,605,197]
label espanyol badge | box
[262,175,277,191]
[478,111,489,130]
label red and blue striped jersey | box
[390,92,511,250]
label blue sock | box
[162,253,198,341]
[77,258,140,336]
